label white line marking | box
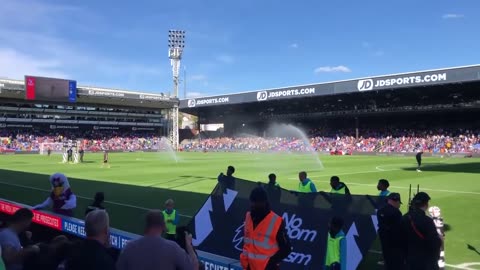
[287,168,402,180]
[369,250,480,270]
[0,181,193,218]
[444,264,478,270]
[310,180,480,195]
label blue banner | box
[69,80,77,103]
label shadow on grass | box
[0,169,209,234]
[467,244,480,256]
[444,224,452,232]
[402,162,480,174]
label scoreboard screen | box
[25,75,77,103]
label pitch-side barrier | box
[0,198,241,270]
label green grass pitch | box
[0,152,479,268]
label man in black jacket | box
[377,193,405,270]
[402,192,442,270]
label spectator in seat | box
[85,192,106,216]
[116,210,198,270]
[33,173,77,217]
[24,235,72,270]
[65,210,115,270]
[0,208,39,270]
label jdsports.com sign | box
[357,73,447,91]
[187,97,230,108]
[257,87,316,101]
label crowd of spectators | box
[183,128,480,154]
[0,208,198,270]
[0,130,167,152]
[1,128,480,154]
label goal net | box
[39,143,64,155]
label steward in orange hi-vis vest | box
[240,186,291,270]
[241,211,282,270]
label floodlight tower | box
[168,29,185,151]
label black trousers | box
[383,247,406,270]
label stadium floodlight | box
[167,29,185,151]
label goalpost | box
[39,140,81,164]
[39,142,64,155]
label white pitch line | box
[287,168,402,180]
[369,250,479,270]
[444,264,478,270]
[309,180,480,195]
[0,180,193,218]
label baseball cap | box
[412,192,431,204]
[387,192,402,204]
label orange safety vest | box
[240,211,282,270]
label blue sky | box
[0,0,478,98]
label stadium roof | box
[179,64,480,111]
[0,78,177,109]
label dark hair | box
[268,173,276,182]
[299,171,307,178]
[11,208,33,223]
[249,186,268,203]
[94,192,105,203]
[378,179,389,187]
[227,166,235,174]
[145,210,165,230]
[330,176,340,183]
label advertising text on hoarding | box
[188,97,229,107]
[357,73,447,91]
[139,94,169,101]
[88,90,125,97]
[257,88,315,101]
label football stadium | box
[1,65,480,270]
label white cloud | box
[186,91,205,98]
[0,0,165,88]
[290,43,299,49]
[314,65,351,73]
[442,14,465,19]
[216,54,234,64]
[0,48,69,79]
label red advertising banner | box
[0,200,62,231]
[0,200,20,214]
[25,76,36,100]
[32,210,62,230]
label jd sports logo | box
[187,99,196,108]
[257,91,267,101]
[357,79,374,91]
